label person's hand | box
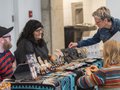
[12,60,16,70]
[40,64,47,74]
[55,49,63,57]
[85,65,99,75]
[89,65,99,72]
[85,67,92,76]
[44,60,52,69]
[49,55,56,62]
[68,42,78,48]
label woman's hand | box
[44,60,52,69]
[90,65,99,72]
[49,55,56,62]
[85,67,92,76]
[85,65,99,75]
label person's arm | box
[77,30,101,47]
[12,60,16,70]
[77,69,105,89]
[15,39,34,65]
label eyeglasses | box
[35,28,44,34]
[2,35,11,38]
[95,20,102,24]
[2,36,11,40]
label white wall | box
[0,0,15,53]
[0,0,13,26]
[106,0,120,19]
[14,0,41,38]
[63,0,82,26]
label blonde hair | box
[103,40,120,67]
[92,6,111,21]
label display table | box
[9,58,103,90]
[11,72,76,90]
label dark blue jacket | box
[77,17,120,47]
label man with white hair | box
[0,26,15,81]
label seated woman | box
[14,19,52,73]
[77,40,120,90]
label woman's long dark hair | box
[17,19,46,47]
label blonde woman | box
[77,40,120,90]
